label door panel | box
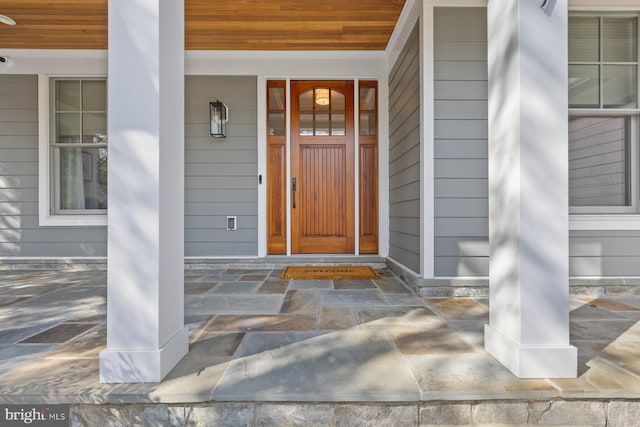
[291,80,354,254]
[359,143,378,253]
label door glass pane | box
[57,147,108,210]
[269,112,285,135]
[331,113,345,135]
[569,18,600,62]
[56,113,81,143]
[569,116,629,206]
[569,65,600,108]
[56,81,80,111]
[603,18,637,62]
[603,65,637,108]
[268,87,285,110]
[82,80,106,111]
[299,90,314,111]
[360,87,376,111]
[360,112,377,136]
[316,114,329,135]
[331,90,345,110]
[83,113,107,144]
[315,88,330,111]
[299,113,313,135]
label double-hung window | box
[569,16,639,215]
[41,77,108,225]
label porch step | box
[186,255,386,270]
[0,256,386,271]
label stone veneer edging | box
[68,399,640,426]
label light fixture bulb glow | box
[315,88,330,106]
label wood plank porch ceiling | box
[0,0,406,50]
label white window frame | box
[569,13,640,230]
[38,74,108,226]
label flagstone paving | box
[0,265,639,412]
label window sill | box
[39,214,107,227]
[570,214,640,231]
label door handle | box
[292,177,297,209]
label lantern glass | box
[210,100,228,138]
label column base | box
[99,327,189,383]
[485,325,577,379]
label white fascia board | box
[386,0,421,75]
[185,50,386,78]
[0,49,107,75]
[0,48,386,79]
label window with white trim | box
[49,78,108,215]
[569,16,639,214]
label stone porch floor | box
[0,265,640,425]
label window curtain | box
[59,148,86,210]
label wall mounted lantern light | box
[210,100,229,138]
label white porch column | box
[484,0,577,378]
[99,0,188,383]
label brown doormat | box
[280,266,380,280]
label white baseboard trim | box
[484,325,577,379]
[99,327,189,383]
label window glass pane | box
[57,147,108,210]
[299,90,313,111]
[299,113,313,135]
[83,113,107,144]
[315,88,330,111]
[331,113,345,135]
[360,87,377,111]
[56,81,80,111]
[268,112,285,136]
[569,65,600,108]
[569,18,600,62]
[316,114,329,135]
[360,112,377,136]
[569,116,629,206]
[603,18,637,62]
[56,113,81,143]
[82,80,107,111]
[331,90,345,110]
[268,87,285,111]
[603,65,637,108]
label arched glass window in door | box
[299,88,346,136]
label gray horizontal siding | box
[434,7,489,277]
[388,23,421,274]
[0,74,108,257]
[0,74,258,258]
[185,75,258,257]
[570,231,640,276]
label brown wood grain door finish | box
[267,80,287,254]
[358,80,379,254]
[291,80,355,254]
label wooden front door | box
[291,80,355,253]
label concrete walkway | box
[1,266,640,425]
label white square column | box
[100,0,188,383]
[484,0,577,378]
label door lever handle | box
[292,177,297,209]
